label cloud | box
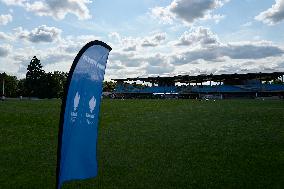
[109,52,142,67]
[106,29,284,78]
[255,0,284,25]
[58,34,101,53]
[106,61,125,70]
[151,0,229,24]
[26,0,92,20]
[242,21,252,27]
[10,44,75,77]
[108,32,137,51]
[0,14,12,25]
[0,0,26,6]
[1,0,91,20]
[201,13,225,23]
[170,0,223,23]
[141,33,166,47]
[175,26,219,46]
[141,39,158,47]
[108,51,175,77]
[43,53,74,65]
[0,44,11,57]
[221,42,284,59]
[0,34,101,77]
[143,54,175,75]
[171,42,284,65]
[2,25,284,79]
[0,32,14,41]
[123,45,136,52]
[145,63,174,75]
[15,25,61,43]
[108,32,166,50]
[151,6,174,24]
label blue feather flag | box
[56,40,112,189]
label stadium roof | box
[112,72,284,83]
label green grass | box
[0,99,284,189]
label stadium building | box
[112,72,284,99]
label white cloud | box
[120,37,139,52]
[171,41,284,65]
[108,32,167,50]
[109,52,142,67]
[1,26,284,79]
[25,0,92,20]
[201,13,225,23]
[15,25,61,43]
[0,44,12,57]
[108,32,121,42]
[175,27,219,46]
[0,32,14,41]
[255,0,284,25]
[141,39,158,47]
[6,33,103,77]
[221,42,284,59]
[9,45,74,77]
[107,52,175,77]
[0,0,26,6]
[242,21,252,27]
[140,33,167,47]
[0,14,12,25]
[105,29,284,79]
[151,0,229,24]
[170,0,222,23]
[58,34,101,54]
[143,54,175,75]
[1,0,92,20]
[123,45,136,52]
[151,6,174,24]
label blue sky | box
[0,0,284,80]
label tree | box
[26,56,45,97]
[103,81,116,92]
[53,71,68,98]
[17,78,28,97]
[0,72,18,97]
[0,73,5,97]
[38,71,67,98]
[272,79,283,85]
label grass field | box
[0,99,283,189]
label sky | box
[0,0,284,80]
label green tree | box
[0,73,5,97]
[17,78,28,97]
[37,71,67,98]
[0,72,18,97]
[272,79,283,84]
[26,56,45,97]
[54,71,68,98]
[103,81,116,92]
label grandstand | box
[112,72,284,99]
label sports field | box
[0,99,283,189]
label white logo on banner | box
[70,93,96,125]
[86,96,96,125]
[74,92,80,111]
[71,92,80,122]
[89,96,96,113]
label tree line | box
[1,56,116,99]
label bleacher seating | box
[115,83,284,94]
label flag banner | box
[56,40,111,189]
